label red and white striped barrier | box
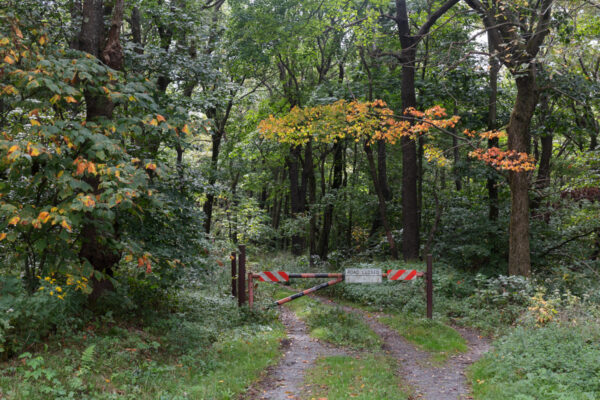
[256,271,290,282]
[387,269,422,281]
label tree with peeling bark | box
[465,0,554,276]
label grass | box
[273,288,382,350]
[0,288,285,400]
[302,354,409,400]
[379,314,467,363]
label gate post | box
[231,252,237,297]
[426,254,433,319]
[248,272,254,308]
[238,245,246,306]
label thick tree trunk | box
[397,2,420,260]
[77,0,125,300]
[507,74,538,276]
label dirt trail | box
[316,296,491,400]
[242,307,347,400]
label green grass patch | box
[379,314,467,362]
[469,323,600,400]
[273,288,381,350]
[302,354,409,400]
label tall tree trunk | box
[533,93,553,202]
[77,0,125,300]
[287,145,306,255]
[318,141,343,259]
[394,0,459,261]
[203,125,223,234]
[507,73,538,276]
[487,36,500,220]
[305,141,317,264]
[397,2,420,261]
[365,143,399,259]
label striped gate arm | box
[256,271,290,282]
[387,269,423,281]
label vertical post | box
[231,252,237,297]
[248,272,254,308]
[426,254,433,319]
[238,245,246,306]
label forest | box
[0,0,599,399]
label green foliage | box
[470,323,600,400]
[0,279,284,399]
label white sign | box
[345,268,382,283]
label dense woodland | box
[0,0,599,399]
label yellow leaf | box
[39,36,46,45]
[0,37,8,46]
[8,145,18,154]
[4,55,14,64]
[182,124,190,135]
[29,147,41,157]
[30,119,41,126]
[8,216,20,226]
[0,233,5,241]
[128,95,136,102]
[145,163,157,171]
[149,119,158,126]
[156,114,166,122]
[61,220,72,232]
[64,96,77,103]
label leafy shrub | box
[471,323,600,399]
[0,276,87,356]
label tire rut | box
[241,307,347,400]
[315,296,491,400]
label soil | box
[244,292,490,400]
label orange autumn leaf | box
[61,220,72,232]
[156,114,166,122]
[0,233,6,241]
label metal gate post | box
[426,254,433,319]
[238,245,246,306]
[231,252,237,297]
[248,271,254,308]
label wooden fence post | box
[238,245,246,306]
[231,252,237,297]
[426,254,433,319]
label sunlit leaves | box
[258,100,460,147]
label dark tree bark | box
[365,142,399,259]
[507,73,538,276]
[466,0,553,276]
[287,145,306,255]
[392,0,459,261]
[77,0,125,300]
[317,141,343,259]
[487,35,500,220]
